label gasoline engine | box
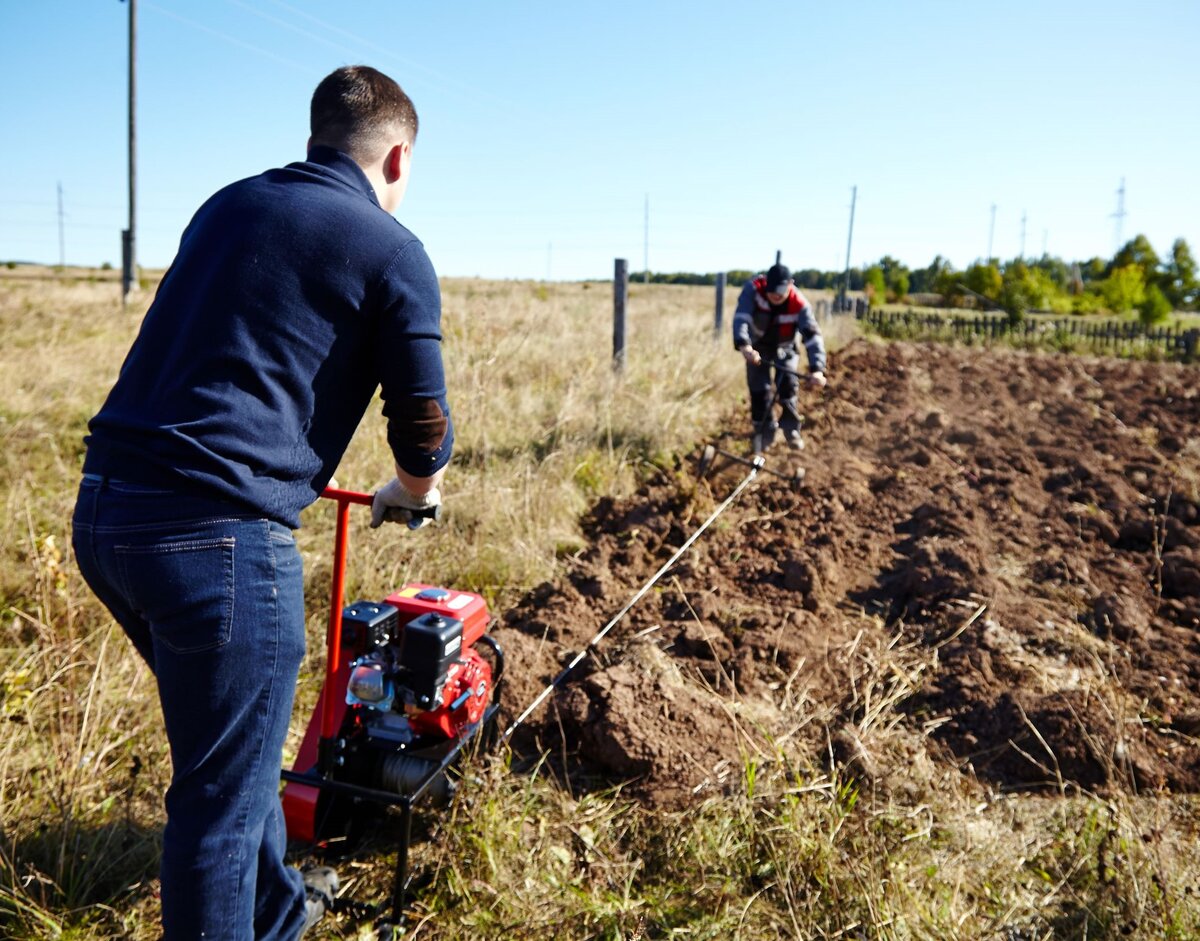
[282,583,502,847]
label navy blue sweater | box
[84,147,453,528]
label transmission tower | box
[1110,177,1127,254]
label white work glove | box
[370,478,442,529]
[739,345,762,366]
[807,371,827,389]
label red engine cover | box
[282,583,493,844]
[409,647,492,738]
[383,584,490,648]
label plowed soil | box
[495,340,1200,808]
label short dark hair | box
[310,66,418,161]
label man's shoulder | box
[188,167,428,287]
[259,162,420,253]
[381,229,434,278]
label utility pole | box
[840,185,856,311]
[987,203,996,263]
[57,182,65,268]
[1020,210,1027,261]
[1042,229,1048,258]
[121,0,137,305]
[642,194,649,284]
[1110,177,1127,254]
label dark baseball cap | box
[766,263,792,295]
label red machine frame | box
[279,487,501,934]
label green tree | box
[864,265,886,304]
[1000,261,1063,319]
[872,255,910,301]
[1080,257,1108,284]
[963,262,1003,302]
[1100,264,1147,314]
[1112,234,1161,280]
[876,255,903,282]
[909,255,952,294]
[794,268,826,289]
[1163,238,1197,309]
[1032,254,1070,288]
[1071,290,1104,315]
[932,265,965,306]
[1138,283,1172,326]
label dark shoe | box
[783,427,805,451]
[300,866,339,936]
[751,421,778,455]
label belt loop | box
[79,474,104,534]
[81,472,109,492]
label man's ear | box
[384,141,410,183]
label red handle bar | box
[317,488,369,741]
[314,486,441,741]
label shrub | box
[1100,264,1146,314]
[1138,284,1172,326]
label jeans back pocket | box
[116,537,236,654]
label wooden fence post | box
[613,258,628,371]
[714,272,726,339]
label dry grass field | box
[0,272,785,937]
[3,271,1200,941]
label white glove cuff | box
[392,480,438,508]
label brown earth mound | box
[495,340,1200,808]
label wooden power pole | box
[121,0,137,304]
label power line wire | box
[262,0,519,110]
[143,2,312,74]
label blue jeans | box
[72,475,308,940]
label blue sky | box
[2,1,1197,281]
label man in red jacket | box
[732,259,827,451]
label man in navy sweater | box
[71,66,449,939]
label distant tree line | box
[638,234,1197,326]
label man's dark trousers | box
[746,348,803,434]
[72,475,308,940]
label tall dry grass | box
[0,273,757,937]
[2,273,1198,940]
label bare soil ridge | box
[495,340,1200,807]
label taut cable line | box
[501,456,765,742]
